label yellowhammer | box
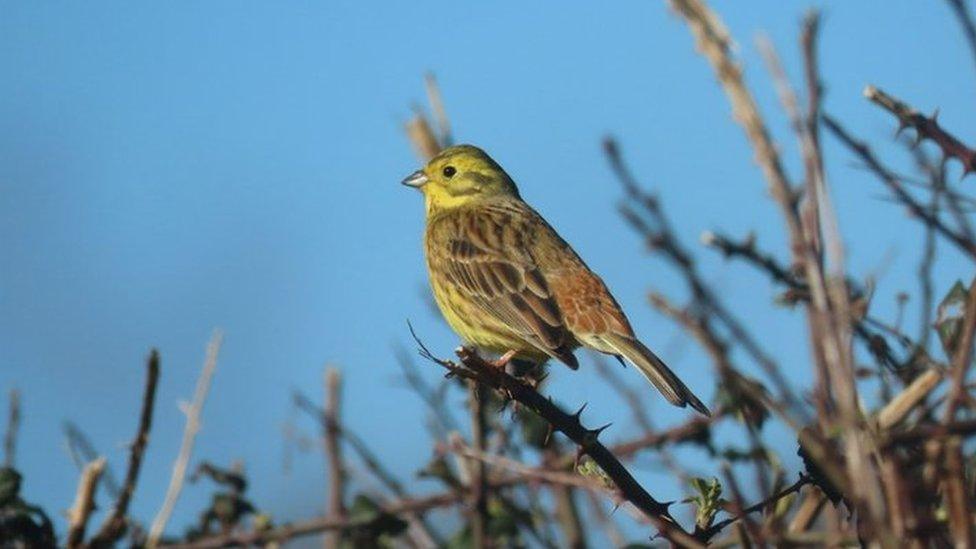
[403,144,709,416]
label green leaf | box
[576,457,614,490]
[687,477,723,530]
[937,280,969,356]
[345,493,408,546]
[0,467,22,506]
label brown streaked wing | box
[427,205,577,367]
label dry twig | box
[323,367,346,549]
[91,350,161,546]
[66,457,107,548]
[3,389,19,468]
[148,331,224,547]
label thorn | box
[964,158,976,179]
[913,131,924,147]
[574,447,585,469]
[931,108,940,123]
[894,122,908,139]
[582,423,613,447]
[591,422,613,438]
[571,403,588,421]
[543,422,554,447]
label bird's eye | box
[442,166,457,178]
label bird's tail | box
[602,333,710,416]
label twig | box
[702,229,907,371]
[148,330,224,547]
[293,391,442,547]
[408,326,704,547]
[64,422,121,499]
[424,73,452,147]
[942,437,973,546]
[394,344,460,436]
[800,11,827,261]
[704,474,811,540]
[716,466,765,545]
[404,75,450,161]
[787,487,826,533]
[947,0,976,76]
[449,440,610,498]
[667,0,802,245]
[404,115,441,161]
[605,138,802,415]
[875,369,943,430]
[66,457,107,548]
[3,388,19,468]
[594,355,698,483]
[822,114,976,260]
[943,278,976,422]
[466,382,490,549]
[91,349,161,546]
[164,477,522,549]
[864,85,976,175]
[883,418,976,446]
[604,409,723,460]
[551,483,586,549]
[593,356,654,434]
[585,490,626,547]
[323,368,346,549]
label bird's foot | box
[491,349,519,369]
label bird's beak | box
[401,170,429,188]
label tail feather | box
[602,334,710,416]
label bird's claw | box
[491,349,519,369]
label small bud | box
[700,230,716,247]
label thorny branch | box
[864,85,976,175]
[407,325,704,547]
[823,114,976,260]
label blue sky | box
[1,1,972,543]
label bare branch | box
[864,85,976,175]
[148,330,224,547]
[323,367,346,549]
[409,332,704,547]
[91,349,161,546]
[3,389,19,468]
[946,0,976,76]
[66,457,107,548]
[823,115,976,260]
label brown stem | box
[91,349,161,546]
[823,115,976,260]
[467,382,490,549]
[3,388,19,468]
[66,457,107,548]
[324,368,346,549]
[942,277,976,422]
[864,85,976,175]
[407,328,703,547]
[703,475,811,540]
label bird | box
[402,144,709,416]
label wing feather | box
[428,205,577,367]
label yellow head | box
[402,144,520,213]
